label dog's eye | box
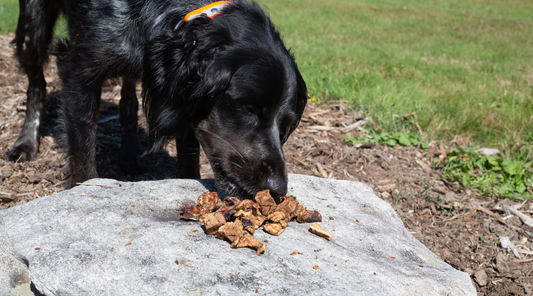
[244,106,258,126]
[245,107,256,116]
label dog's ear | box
[142,18,234,151]
[282,61,308,144]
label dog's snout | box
[265,175,287,197]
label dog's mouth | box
[213,166,255,200]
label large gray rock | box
[0,174,475,295]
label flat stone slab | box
[0,174,475,295]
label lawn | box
[1,0,532,158]
[262,0,533,158]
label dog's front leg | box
[176,127,200,179]
[6,68,47,162]
[61,80,102,188]
[118,77,143,175]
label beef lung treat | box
[234,199,257,210]
[253,190,277,216]
[297,210,322,223]
[215,205,236,220]
[222,196,241,207]
[216,222,244,243]
[181,205,208,221]
[263,222,285,236]
[203,212,226,235]
[267,211,290,223]
[231,232,266,255]
[275,195,300,219]
[309,223,332,240]
[240,215,265,235]
[183,191,327,255]
[197,192,221,212]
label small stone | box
[474,269,488,286]
[494,253,509,273]
[463,268,474,276]
[442,192,457,205]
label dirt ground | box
[1,33,533,295]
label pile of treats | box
[181,190,332,255]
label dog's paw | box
[5,143,37,162]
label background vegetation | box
[262,0,533,160]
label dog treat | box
[275,195,300,219]
[197,192,221,212]
[217,222,244,243]
[262,222,285,236]
[309,223,332,240]
[266,211,290,223]
[182,189,328,255]
[222,196,241,207]
[231,232,266,255]
[296,210,322,223]
[215,204,236,220]
[253,190,277,216]
[240,215,265,235]
[181,205,208,221]
[203,212,226,235]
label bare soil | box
[1,33,532,295]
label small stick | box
[76,183,116,189]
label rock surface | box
[0,174,475,295]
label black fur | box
[8,0,307,199]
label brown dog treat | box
[181,205,208,221]
[203,212,226,235]
[233,209,253,218]
[309,223,332,240]
[241,215,266,235]
[234,218,243,230]
[217,222,244,243]
[253,190,277,216]
[240,218,255,234]
[197,192,221,212]
[216,205,236,220]
[263,222,285,236]
[275,195,299,219]
[294,203,307,218]
[222,196,241,207]
[296,210,322,223]
[267,211,290,223]
[234,199,257,211]
[231,232,266,255]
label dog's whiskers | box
[198,128,245,162]
[208,156,243,169]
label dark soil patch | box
[1,33,532,295]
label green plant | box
[345,130,429,149]
[437,147,533,200]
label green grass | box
[0,0,18,34]
[1,0,532,160]
[0,0,67,36]
[260,0,533,159]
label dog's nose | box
[265,175,287,197]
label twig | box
[316,163,328,179]
[76,183,116,189]
[292,156,310,167]
[477,207,510,227]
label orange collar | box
[185,1,234,22]
[175,1,234,29]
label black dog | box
[7,0,307,199]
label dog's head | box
[143,1,307,199]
